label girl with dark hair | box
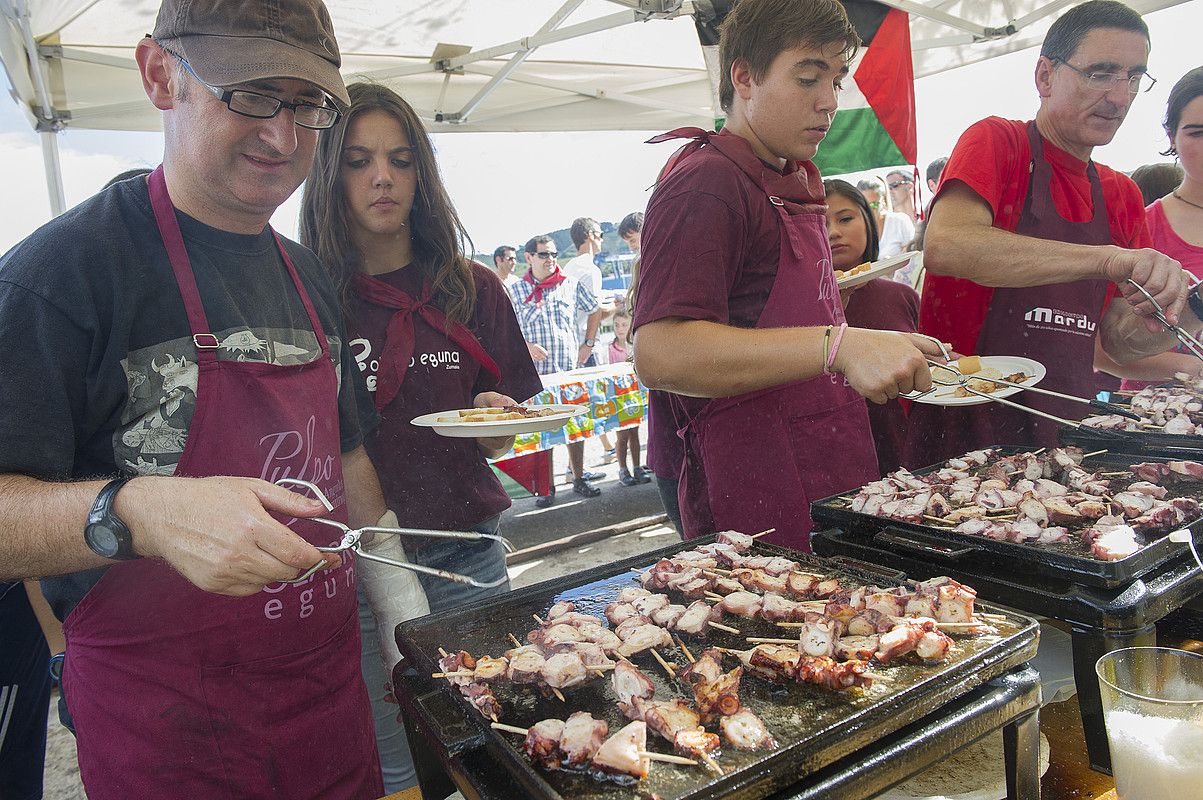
[1097,67,1203,389]
[825,179,920,473]
[300,82,542,791]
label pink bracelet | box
[826,323,848,373]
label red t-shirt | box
[918,117,1151,355]
[351,262,543,534]
[634,131,796,474]
[844,278,919,473]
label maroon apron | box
[906,122,1112,463]
[661,132,879,552]
[62,167,382,799]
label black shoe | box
[573,478,602,498]
[534,493,555,508]
[580,470,604,482]
[619,469,639,487]
[634,466,653,483]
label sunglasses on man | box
[535,251,558,259]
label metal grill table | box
[390,537,1042,800]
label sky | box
[0,2,1198,257]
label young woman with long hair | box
[300,82,541,791]
[825,179,921,473]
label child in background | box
[609,310,651,486]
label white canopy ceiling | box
[1,0,1188,135]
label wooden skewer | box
[638,751,698,766]
[750,528,777,539]
[978,612,1008,622]
[709,621,741,634]
[491,713,499,723]
[698,750,724,775]
[551,687,566,702]
[432,670,474,679]
[491,722,529,735]
[585,664,615,672]
[507,633,523,648]
[863,671,892,682]
[706,566,733,575]
[1082,449,1109,459]
[704,591,725,602]
[1032,448,1047,455]
[746,637,804,645]
[532,614,545,625]
[922,515,955,527]
[676,636,696,664]
[649,648,677,678]
[438,647,450,657]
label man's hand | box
[527,342,548,361]
[576,343,593,367]
[474,391,518,456]
[834,329,946,404]
[1103,247,1191,331]
[116,476,332,597]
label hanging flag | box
[814,1,917,174]
[692,0,916,174]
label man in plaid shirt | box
[508,234,605,505]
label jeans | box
[357,515,511,793]
[0,583,51,800]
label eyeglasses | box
[500,255,517,262]
[175,56,341,129]
[1054,59,1157,94]
[535,251,558,259]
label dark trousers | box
[0,582,51,800]
[655,474,683,533]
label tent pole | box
[40,129,66,217]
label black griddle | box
[392,536,1040,800]
[1060,384,1203,458]
[811,446,1203,589]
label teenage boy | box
[633,0,945,551]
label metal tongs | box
[1126,278,1203,363]
[275,477,513,587]
[921,369,1137,440]
[924,360,1141,420]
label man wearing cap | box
[0,1,395,797]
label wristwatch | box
[48,652,65,682]
[584,338,596,347]
[1188,283,1203,323]
[84,477,138,560]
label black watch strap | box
[85,477,138,561]
[1188,284,1203,323]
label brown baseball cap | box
[152,0,350,109]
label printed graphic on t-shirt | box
[350,337,463,395]
[116,326,343,476]
[1022,306,1098,338]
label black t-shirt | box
[0,176,377,620]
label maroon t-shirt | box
[634,131,791,477]
[843,278,919,474]
[350,262,542,533]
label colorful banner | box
[509,367,646,456]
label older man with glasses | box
[508,234,605,505]
[908,0,1198,466]
[0,0,402,797]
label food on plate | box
[957,355,982,374]
[834,261,872,281]
[436,405,564,423]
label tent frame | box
[0,0,1173,218]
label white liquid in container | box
[1105,708,1203,800]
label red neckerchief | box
[352,272,502,411]
[522,265,568,305]
[647,127,827,214]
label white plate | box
[902,356,1047,407]
[835,252,916,289]
[410,404,583,438]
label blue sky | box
[0,2,1197,256]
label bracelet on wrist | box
[821,325,833,375]
[826,323,849,374]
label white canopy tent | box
[0,0,1186,215]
